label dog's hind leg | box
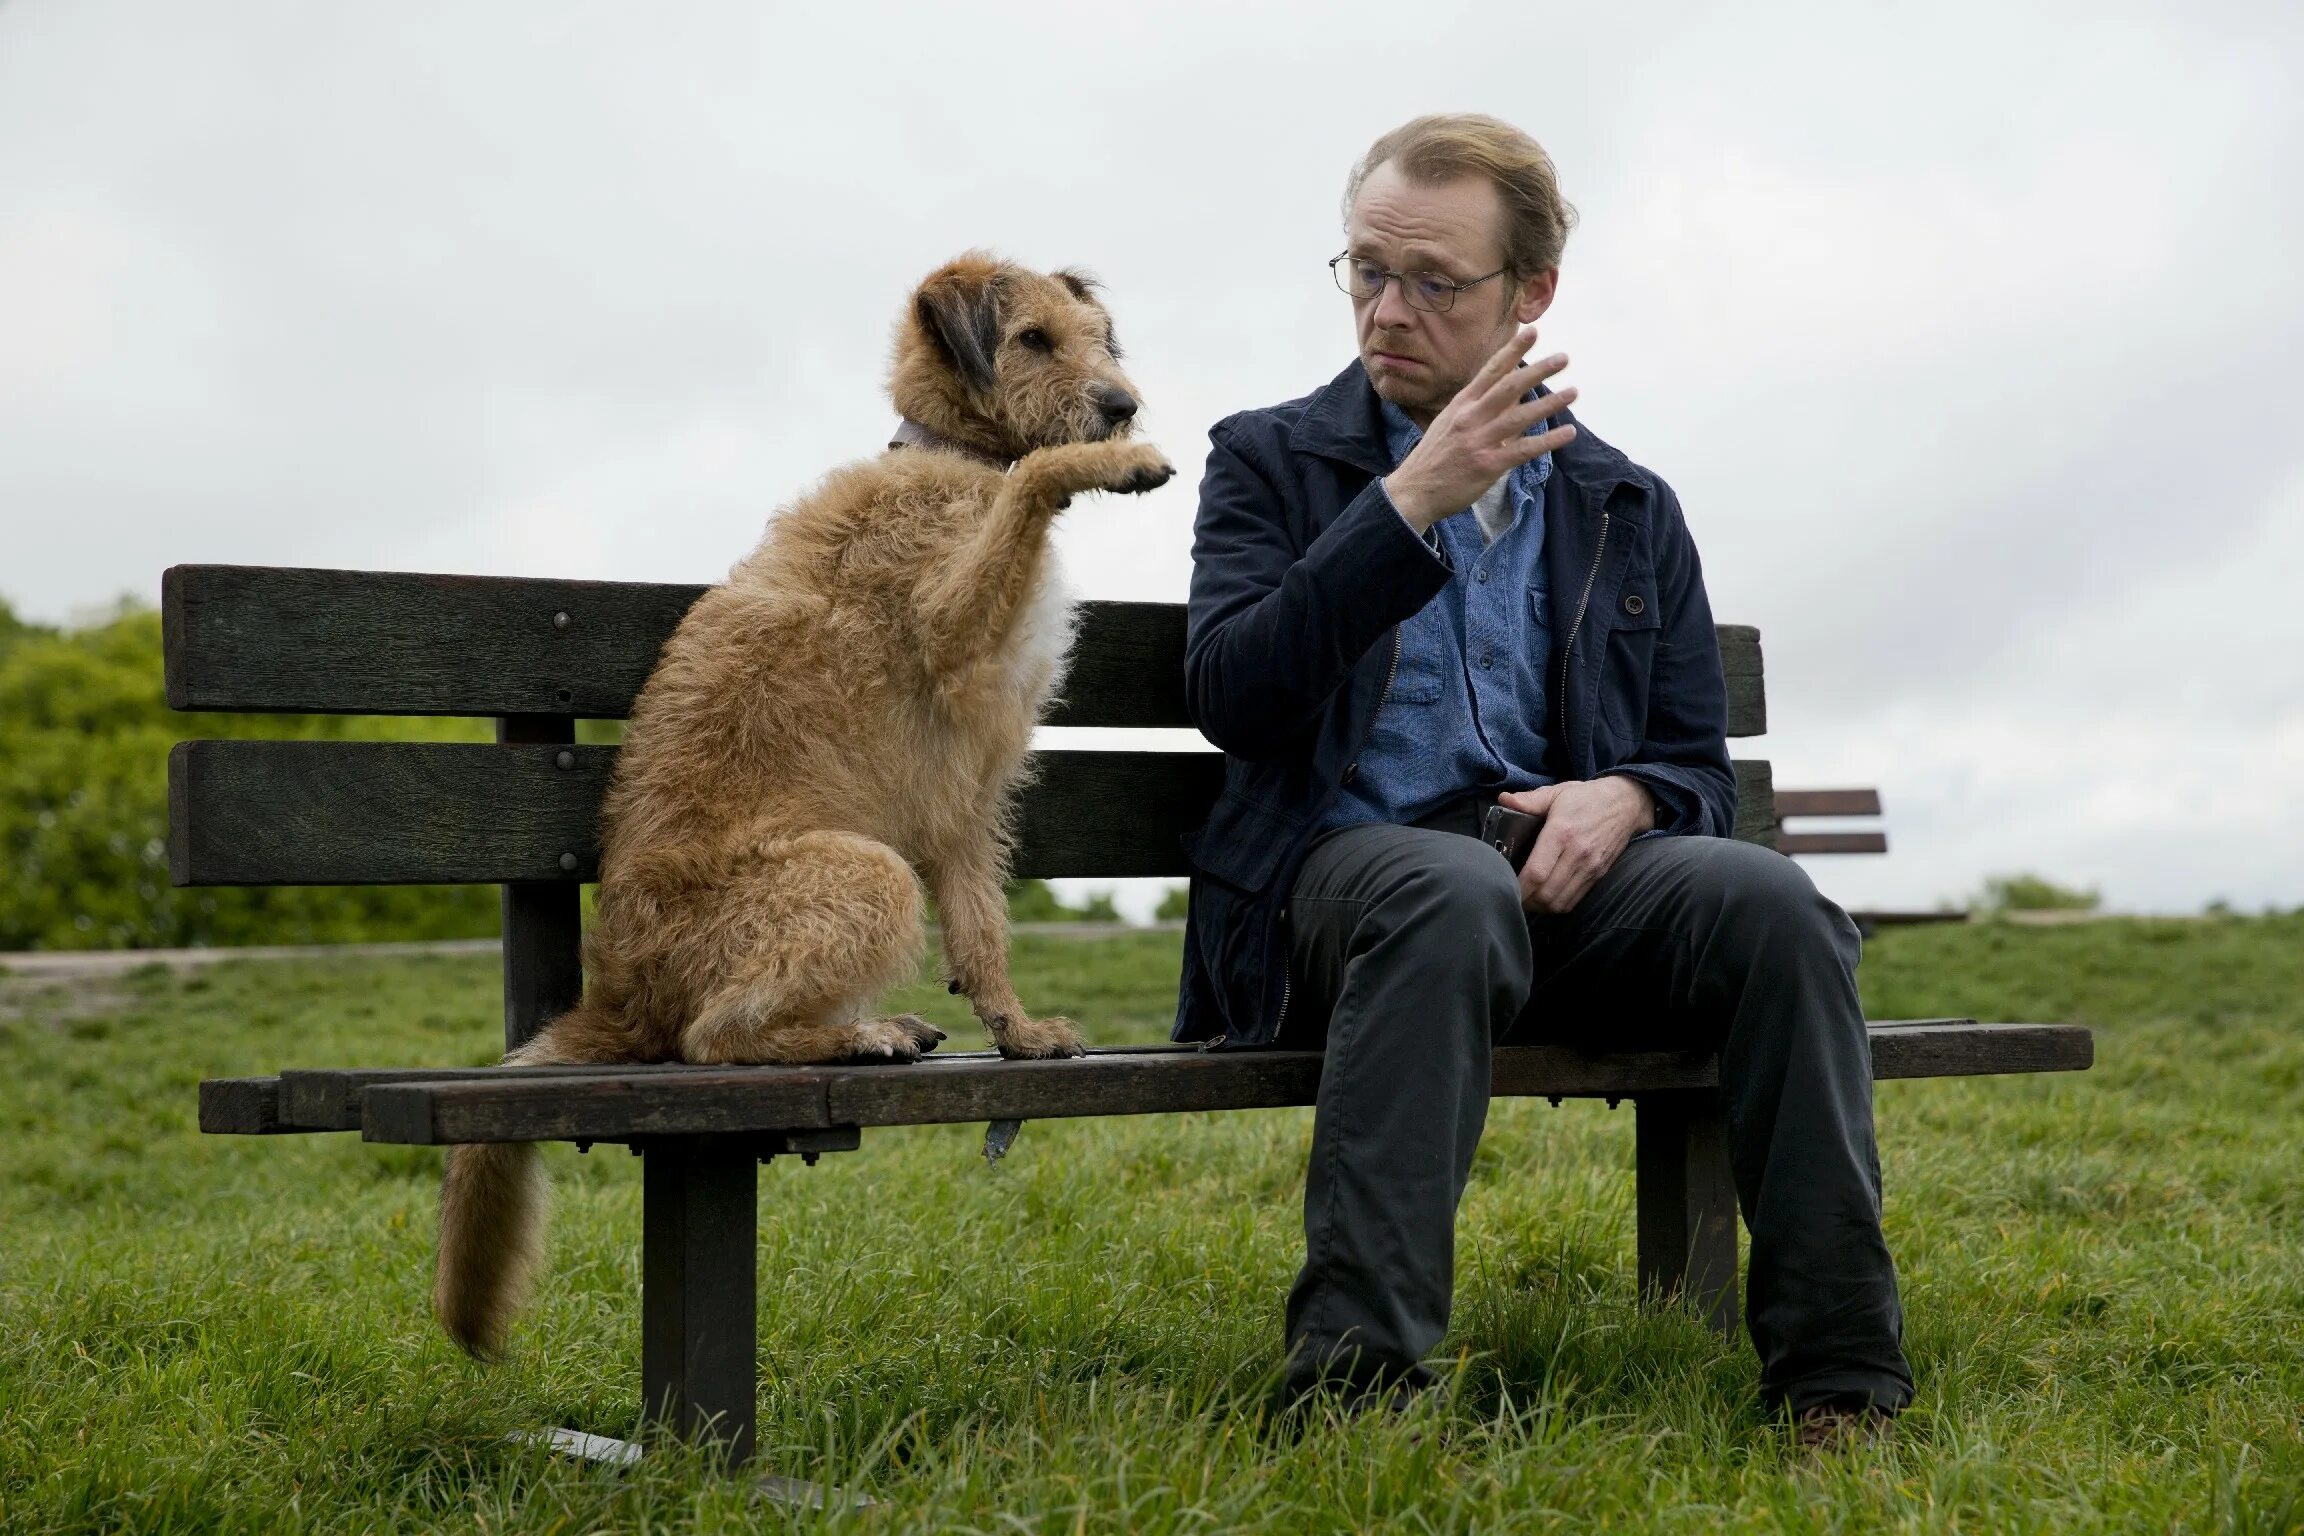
[924,844,1085,1059]
[675,831,944,1066]
[914,439,1174,688]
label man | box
[1172,113,1914,1438]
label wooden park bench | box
[174,564,2092,1466]
[1775,787,1892,858]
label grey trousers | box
[1278,801,1915,1415]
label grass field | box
[3,916,2301,1533]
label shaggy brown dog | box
[434,253,1173,1358]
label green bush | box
[1004,879,1117,923]
[1977,872,2102,913]
[0,598,497,951]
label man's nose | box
[1371,276,1417,330]
[1097,387,1138,425]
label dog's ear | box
[913,261,1006,394]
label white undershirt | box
[1471,474,1514,546]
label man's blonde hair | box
[1345,114,1578,277]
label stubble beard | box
[1366,351,1473,424]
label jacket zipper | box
[1379,625,1403,706]
[1556,510,1610,751]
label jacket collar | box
[1287,358,1645,504]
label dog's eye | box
[1105,330,1125,361]
[1016,328,1052,352]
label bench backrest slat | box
[162,565,1768,737]
[168,741,1778,886]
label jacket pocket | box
[1597,574,1663,759]
[1181,791,1301,894]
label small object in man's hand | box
[1480,804,1544,871]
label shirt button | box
[1475,567,1489,584]
[1479,650,1494,669]
[1624,594,1646,616]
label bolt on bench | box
[172,564,2093,1466]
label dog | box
[433,252,1174,1359]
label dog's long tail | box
[434,1004,628,1359]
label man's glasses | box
[1329,253,1509,313]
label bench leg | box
[642,1135,758,1463]
[1633,1090,1741,1337]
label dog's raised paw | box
[1111,460,1175,495]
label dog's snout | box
[1096,388,1138,425]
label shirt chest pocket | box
[1381,623,1446,706]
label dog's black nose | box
[1097,388,1138,424]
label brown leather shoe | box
[1794,1402,1896,1452]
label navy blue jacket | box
[1172,360,1738,1047]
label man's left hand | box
[1499,778,1655,914]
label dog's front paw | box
[994,1014,1087,1060]
[1103,444,1175,496]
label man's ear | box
[912,259,1006,393]
[1513,267,1558,326]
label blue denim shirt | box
[1324,401,1555,827]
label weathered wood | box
[361,1068,834,1145]
[1732,760,1775,849]
[1717,623,1765,738]
[160,566,1769,736]
[1635,1091,1740,1335]
[1774,788,1883,818]
[342,1023,2093,1145]
[269,1022,2092,1142]
[1777,830,1890,856]
[170,742,1781,888]
[279,1062,725,1131]
[496,715,584,1053]
[641,1136,758,1464]
[1865,1019,2094,1077]
[198,1077,289,1134]
[168,740,609,886]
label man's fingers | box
[1527,842,1599,914]
[1475,348,1567,417]
[1499,384,1575,432]
[1498,784,1559,814]
[1519,821,1565,903]
[1470,326,1541,395]
[1515,423,1577,463]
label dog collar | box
[888,417,1013,470]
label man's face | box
[1344,160,1557,423]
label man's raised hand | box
[1383,328,1578,531]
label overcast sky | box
[4,0,2299,919]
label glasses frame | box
[1329,251,1512,313]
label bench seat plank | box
[310,1022,2091,1145]
[198,1076,292,1134]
